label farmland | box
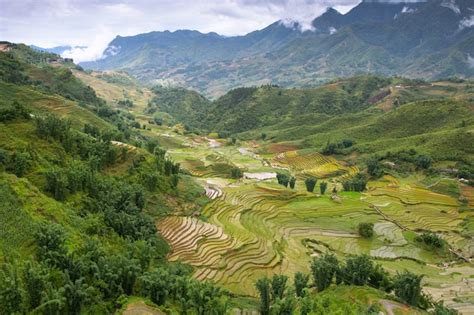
[153,132,474,311]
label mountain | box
[81,0,474,97]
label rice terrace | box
[155,131,474,312]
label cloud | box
[468,54,474,69]
[0,0,363,61]
[459,15,474,30]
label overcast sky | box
[0,0,364,62]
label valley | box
[136,119,474,313]
[0,42,473,314]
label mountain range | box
[82,0,474,97]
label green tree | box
[358,222,374,238]
[230,167,243,179]
[310,253,339,291]
[320,181,327,195]
[140,268,170,306]
[305,178,317,192]
[22,261,47,310]
[271,274,288,300]
[36,224,68,268]
[0,262,24,314]
[255,277,271,315]
[367,157,383,178]
[276,173,290,187]
[294,272,309,297]
[9,151,31,177]
[393,271,423,306]
[368,264,393,292]
[340,254,374,286]
[63,276,94,315]
[45,168,68,201]
[415,155,432,170]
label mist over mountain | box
[80,0,473,97]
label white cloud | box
[468,54,474,69]
[441,0,461,15]
[459,15,474,30]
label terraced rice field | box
[156,135,473,311]
[273,150,358,179]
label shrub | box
[358,222,374,238]
[305,178,317,192]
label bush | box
[393,271,423,306]
[305,178,317,192]
[415,231,444,250]
[320,181,327,195]
[358,222,374,238]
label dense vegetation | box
[0,44,228,314]
[254,254,458,314]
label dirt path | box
[122,301,163,315]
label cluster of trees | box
[0,223,227,315]
[254,253,458,314]
[304,178,328,195]
[321,139,355,155]
[415,232,445,250]
[342,173,368,192]
[0,100,30,122]
[116,99,134,108]
[276,173,295,188]
[0,149,33,177]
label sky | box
[0,0,364,62]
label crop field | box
[151,132,473,309]
[272,150,359,179]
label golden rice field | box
[154,136,473,310]
[272,150,359,180]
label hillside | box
[81,0,474,97]
[141,76,474,165]
[0,43,233,314]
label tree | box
[22,261,47,310]
[320,182,328,195]
[9,151,31,177]
[276,173,290,187]
[358,222,374,238]
[255,277,271,315]
[416,231,444,250]
[393,271,423,306]
[310,253,339,291]
[36,224,68,268]
[340,254,373,286]
[415,155,432,170]
[289,177,296,189]
[45,168,68,201]
[294,272,309,297]
[140,268,171,306]
[230,167,243,179]
[63,276,94,315]
[271,274,288,300]
[305,178,317,192]
[0,262,24,314]
[367,157,383,178]
[369,264,393,292]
